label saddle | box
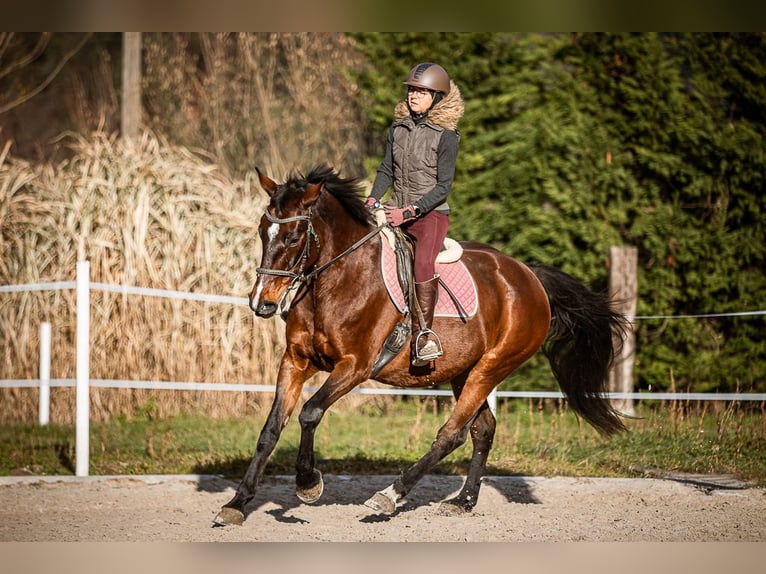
[379,228,478,318]
[370,226,478,377]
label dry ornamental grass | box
[1,132,292,423]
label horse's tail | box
[530,264,629,436]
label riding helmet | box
[403,63,451,96]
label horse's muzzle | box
[249,281,278,318]
[251,299,278,318]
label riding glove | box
[384,204,419,227]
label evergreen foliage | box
[353,33,765,394]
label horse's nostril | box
[255,302,278,318]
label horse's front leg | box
[213,360,311,527]
[294,364,363,504]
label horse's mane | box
[280,164,371,227]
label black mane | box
[280,164,371,226]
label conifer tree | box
[353,33,765,394]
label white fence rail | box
[2,260,765,476]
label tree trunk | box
[121,33,142,141]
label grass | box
[2,398,764,485]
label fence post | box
[607,246,638,417]
[76,260,90,477]
[488,388,497,416]
[38,322,51,426]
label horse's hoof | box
[364,492,396,514]
[437,499,471,516]
[364,486,399,514]
[296,470,324,504]
[212,507,245,527]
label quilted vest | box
[391,118,450,214]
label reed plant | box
[141,33,367,177]
[1,132,291,423]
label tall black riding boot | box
[411,276,443,367]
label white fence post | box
[488,388,497,416]
[75,261,90,477]
[38,322,51,426]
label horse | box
[213,164,628,526]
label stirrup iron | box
[413,329,443,365]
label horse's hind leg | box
[364,386,486,514]
[440,400,496,514]
[364,418,470,514]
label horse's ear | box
[255,167,278,197]
[302,181,323,206]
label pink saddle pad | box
[380,236,478,318]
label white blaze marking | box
[251,281,265,308]
[267,222,279,242]
[251,222,280,309]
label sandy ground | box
[1,473,764,542]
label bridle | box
[255,205,384,313]
[256,209,319,281]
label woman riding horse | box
[212,164,627,527]
[366,62,464,367]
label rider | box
[365,62,464,367]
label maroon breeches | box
[403,211,450,282]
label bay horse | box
[213,164,627,526]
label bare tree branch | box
[0,33,51,81]
[0,33,91,115]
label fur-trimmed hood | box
[393,80,465,131]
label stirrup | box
[413,329,443,366]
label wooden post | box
[121,32,142,141]
[608,246,638,417]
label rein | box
[305,225,383,281]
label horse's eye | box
[285,234,300,247]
